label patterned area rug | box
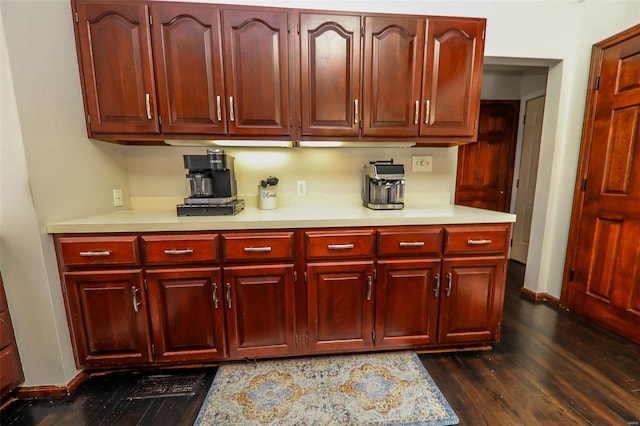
[194,351,458,425]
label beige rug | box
[194,351,458,425]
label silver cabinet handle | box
[399,241,425,248]
[226,283,232,309]
[425,99,430,124]
[216,95,222,121]
[467,239,492,245]
[79,250,111,257]
[434,273,440,297]
[244,246,272,253]
[131,287,140,313]
[229,96,235,122]
[327,244,354,250]
[354,99,359,124]
[145,93,152,120]
[164,249,194,255]
[446,272,452,297]
[414,100,419,124]
[366,276,372,301]
[212,283,219,309]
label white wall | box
[1,0,640,387]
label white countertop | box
[46,196,516,234]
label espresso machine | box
[176,149,245,216]
[362,159,405,210]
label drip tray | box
[177,199,245,216]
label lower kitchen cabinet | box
[375,259,441,348]
[146,267,226,363]
[306,261,375,353]
[223,264,297,358]
[438,257,506,344]
[0,273,24,399]
[64,270,152,368]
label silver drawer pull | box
[216,95,222,121]
[399,241,425,247]
[79,250,111,257]
[366,276,372,301]
[244,246,272,253]
[164,249,194,255]
[131,287,141,313]
[145,93,152,120]
[467,239,492,245]
[327,244,354,250]
[212,283,219,309]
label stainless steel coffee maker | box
[177,148,244,216]
[362,159,405,210]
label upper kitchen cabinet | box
[151,4,227,135]
[74,2,159,135]
[362,16,425,137]
[221,9,293,136]
[299,13,361,137]
[421,18,485,138]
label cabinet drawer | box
[306,229,375,260]
[377,227,443,257]
[57,236,140,267]
[141,234,218,264]
[221,232,295,262]
[444,224,510,256]
[0,345,23,398]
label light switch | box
[412,155,433,172]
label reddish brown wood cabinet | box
[421,18,485,137]
[71,1,484,144]
[146,267,226,362]
[151,4,227,135]
[74,2,159,135]
[54,223,509,370]
[0,274,24,399]
[221,232,298,358]
[64,270,152,368]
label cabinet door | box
[0,274,24,398]
[375,259,440,348]
[299,13,361,136]
[421,18,485,137]
[151,4,227,134]
[64,270,152,367]
[223,264,297,358]
[362,16,424,137]
[222,9,292,136]
[146,268,226,363]
[306,261,374,353]
[438,257,506,344]
[75,2,159,134]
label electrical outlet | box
[412,155,433,172]
[297,180,307,196]
[112,188,123,207]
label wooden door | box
[438,258,505,344]
[299,13,361,137]
[564,25,640,344]
[151,4,227,134]
[63,270,152,367]
[455,100,519,212]
[146,267,226,363]
[306,261,374,352]
[75,2,159,134]
[223,264,297,358]
[511,96,545,263]
[362,16,424,137]
[222,9,292,136]
[421,18,485,137]
[375,259,440,348]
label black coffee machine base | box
[177,199,245,216]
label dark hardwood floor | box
[2,261,639,425]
